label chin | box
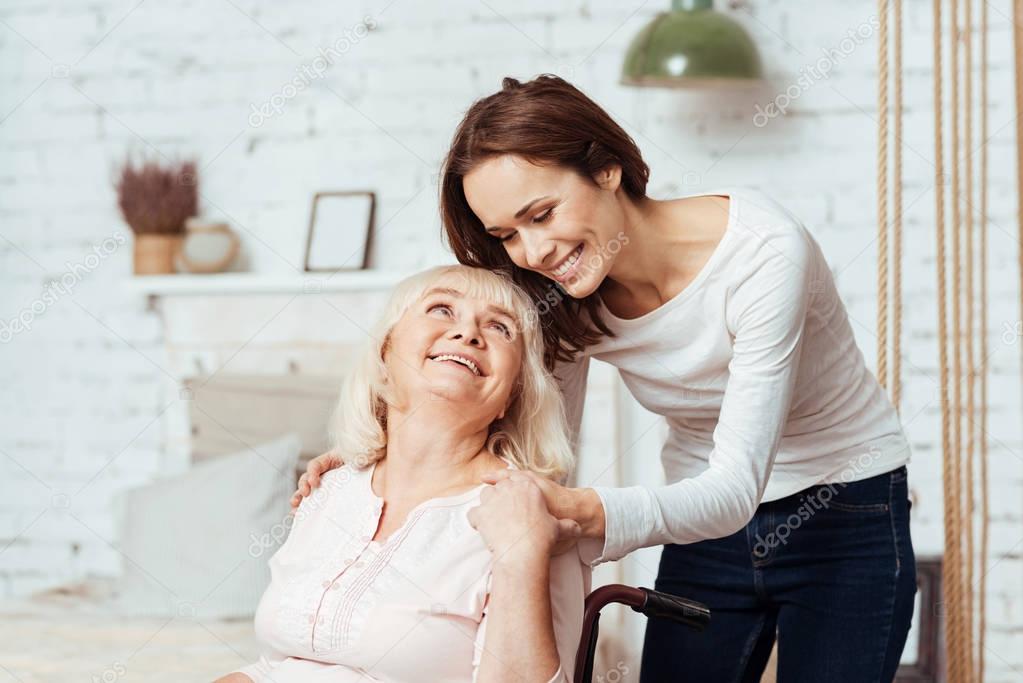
[426,380,479,403]
[561,271,600,299]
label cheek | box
[490,349,521,384]
[501,353,525,391]
[396,323,437,357]
[503,242,529,268]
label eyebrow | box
[423,287,516,320]
[484,196,551,233]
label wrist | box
[492,544,549,575]
[575,488,606,539]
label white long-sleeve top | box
[562,187,911,566]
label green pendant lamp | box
[621,0,764,88]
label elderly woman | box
[216,265,591,683]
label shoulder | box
[722,190,822,283]
[294,463,364,521]
[730,190,814,252]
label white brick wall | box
[1,0,1021,677]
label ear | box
[593,164,622,192]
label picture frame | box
[303,190,376,272]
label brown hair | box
[440,74,650,371]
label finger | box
[290,494,300,509]
[307,461,323,487]
[556,517,582,539]
[308,453,335,486]
[480,469,513,484]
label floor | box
[0,580,261,682]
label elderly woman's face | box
[384,275,524,422]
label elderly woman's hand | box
[480,468,604,555]
[467,476,580,568]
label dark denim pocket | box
[808,468,896,515]
[825,499,891,514]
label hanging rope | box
[949,19,967,671]
[1016,3,1023,385]
[977,1,990,679]
[877,0,890,395]
[932,1,969,681]
[893,0,904,412]
[962,0,978,676]
[878,0,904,412]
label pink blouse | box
[233,458,592,682]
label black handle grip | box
[633,587,711,631]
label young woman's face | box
[463,155,626,298]
[384,273,523,422]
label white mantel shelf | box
[127,270,411,297]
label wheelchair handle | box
[635,586,711,630]
[574,585,710,683]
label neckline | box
[596,189,737,326]
[364,456,516,545]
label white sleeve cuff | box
[586,484,657,564]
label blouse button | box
[360,535,370,542]
[322,580,331,588]
[354,561,365,569]
[307,615,314,624]
[331,583,341,591]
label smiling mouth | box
[550,244,583,280]
[428,354,481,376]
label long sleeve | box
[471,547,591,683]
[588,227,817,564]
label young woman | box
[296,75,916,682]
[220,265,590,683]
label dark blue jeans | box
[640,466,916,683]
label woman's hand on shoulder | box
[467,474,580,570]
[480,468,597,556]
[290,449,344,509]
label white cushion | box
[111,432,301,619]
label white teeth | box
[552,245,583,277]
[431,354,480,376]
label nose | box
[448,318,484,347]
[520,231,556,270]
